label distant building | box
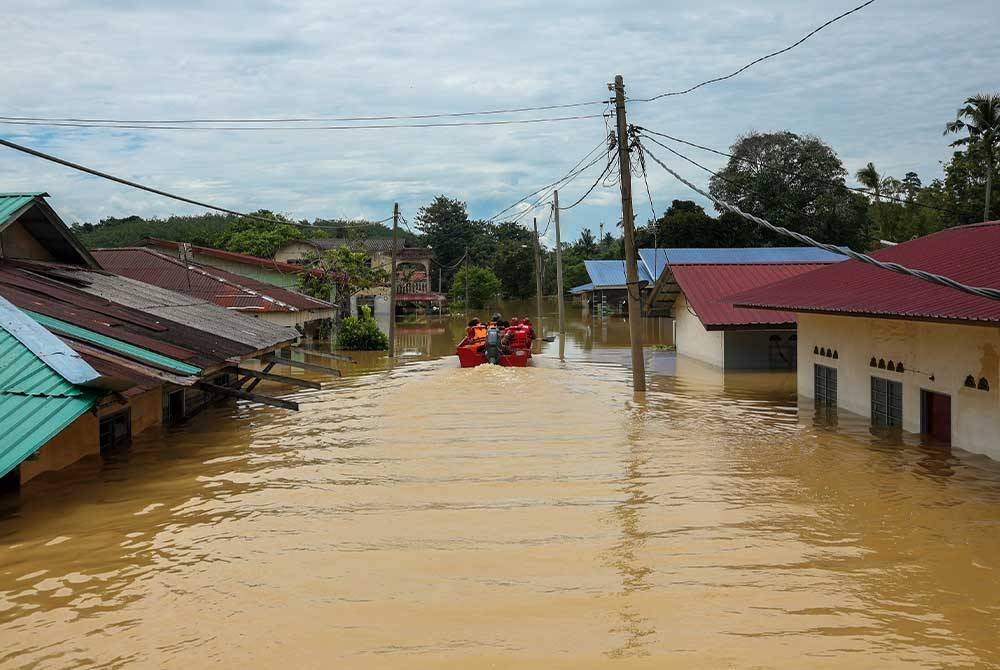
[640,248,845,369]
[274,238,444,317]
[93,247,336,333]
[569,259,656,316]
[733,223,1000,458]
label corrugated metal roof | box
[144,237,331,278]
[570,283,594,295]
[732,222,1000,324]
[92,248,333,313]
[583,260,654,289]
[0,193,47,225]
[0,294,101,385]
[0,321,98,478]
[638,247,846,280]
[670,263,834,329]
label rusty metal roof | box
[670,263,833,329]
[732,222,1000,324]
[92,247,333,313]
[143,237,331,277]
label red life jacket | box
[510,325,529,348]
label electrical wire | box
[558,160,614,211]
[0,100,609,125]
[636,128,961,216]
[0,114,604,132]
[629,0,878,102]
[639,141,1000,302]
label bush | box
[336,305,389,351]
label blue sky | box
[2,0,998,246]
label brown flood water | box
[2,299,1000,669]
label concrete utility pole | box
[612,74,647,392]
[553,192,565,336]
[464,245,470,314]
[532,217,544,324]
[388,202,399,358]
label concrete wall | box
[0,219,56,261]
[256,309,336,330]
[797,313,1000,459]
[273,241,317,264]
[187,251,301,289]
[672,293,725,367]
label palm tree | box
[856,162,888,240]
[944,93,1000,222]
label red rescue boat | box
[456,342,532,368]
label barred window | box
[871,377,903,427]
[814,364,838,407]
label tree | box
[634,200,759,248]
[856,162,890,240]
[945,93,1000,222]
[415,196,488,290]
[213,211,302,257]
[490,220,536,299]
[449,265,502,309]
[709,131,871,250]
[297,245,389,306]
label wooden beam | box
[291,348,355,364]
[229,366,322,389]
[264,354,343,376]
[244,360,275,392]
[197,381,299,411]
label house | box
[732,223,1000,458]
[640,248,845,369]
[92,247,336,333]
[0,194,331,492]
[274,238,444,317]
[570,260,656,316]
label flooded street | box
[2,301,1000,668]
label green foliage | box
[635,200,760,249]
[296,245,389,304]
[944,93,1000,221]
[213,211,303,257]
[336,305,388,351]
[449,265,502,309]
[72,212,240,248]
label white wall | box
[724,329,797,369]
[797,314,1000,459]
[672,293,725,368]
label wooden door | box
[922,391,951,443]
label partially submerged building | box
[733,223,1000,458]
[0,193,335,492]
[639,248,845,369]
[570,260,656,316]
[93,247,336,333]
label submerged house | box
[92,247,336,333]
[733,223,1000,458]
[639,248,845,369]
[570,260,656,315]
[0,193,331,492]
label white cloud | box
[2,0,998,241]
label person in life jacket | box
[484,322,502,364]
[521,318,536,342]
[508,318,530,350]
[458,318,481,347]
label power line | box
[636,128,960,216]
[0,101,609,126]
[558,160,614,210]
[639,141,1000,302]
[0,136,369,230]
[0,114,604,132]
[629,0,877,103]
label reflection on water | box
[2,299,1000,668]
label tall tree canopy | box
[944,93,1000,222]
[708,131,870,250]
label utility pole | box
[599,221,605,248]
[438,267,442,293]
[553,192,565,336]
[388,202,399,358]
[612,74,646,392]
[464,245,470,314]
[532,217,544,324]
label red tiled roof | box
[142,237,330,278]
[671,263,834,329]
[731,222,1000,324]
[93,247,333,313]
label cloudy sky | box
[2,0,998,244]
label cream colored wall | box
[798,313,1000,459]
[672,293,725,368]
[274,242,316,264]
[0,220,56,261]
[257,309,336,329]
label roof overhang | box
[732,302,1000,327]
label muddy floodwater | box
[3,300,1000,669]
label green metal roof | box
[0,326,99,479]
[24,310,202,375]
[0,193,48,226]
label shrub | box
[336,305,389,351]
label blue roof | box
[638,247,847,281]
[583,260,654,289]
[569,282,593,295]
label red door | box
[922,391,952,443]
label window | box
[99,411,131,451]
[871,377,903,427]
[814,364,837,407]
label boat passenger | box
[508,319,530,350]
[522,318,536,341]
[459,318,483,347]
